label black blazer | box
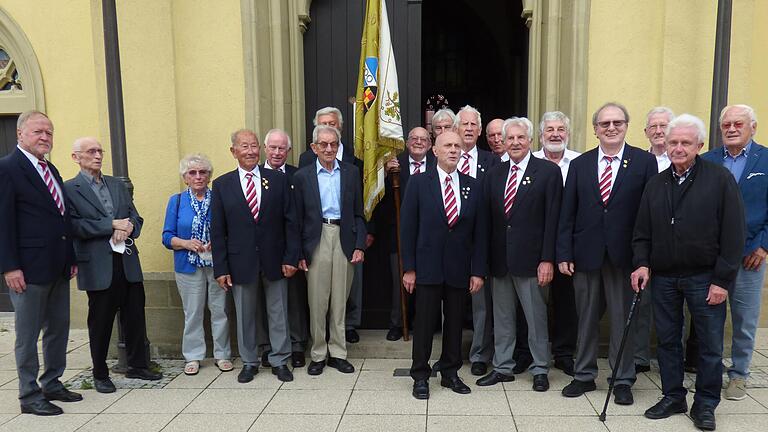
[485,156,563,278]
[557,144,657,271]
[211,167,299,284]
[0,148,75,284]
[473,147,499,182]
[293,160,367,264]
[400,168,487,288]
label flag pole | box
[390,166,409,341]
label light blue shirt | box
[723,141,752,182]
[316,158,342,219]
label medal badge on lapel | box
[622,159,629,169]
[461,186,471,200]
[478,163,485,173]
[262,177,270,190]
[522,176,532,186]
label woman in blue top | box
[162,154,232,375]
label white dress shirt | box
[238,165,262,205]
[506,151,531,191]
[437,165,461,215]
[460,146,479,178]
[597,144,625,192]
[532,148,581,185]
[263,161,286,173]
[337,141,345,161]
[650,150,671,173]
[500,152,510,162]
[409,156,427,175]
[17,144,65,209]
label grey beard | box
[544,142,566,153]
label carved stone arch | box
[0,6,45,113]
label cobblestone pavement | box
[0,317,767,431]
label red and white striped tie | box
[244,172,260,221]
[38,161,64,215]
[411,161,422,174]
[444,175,458,227]
[460,153,471,175]
[504,165,519,216]
[599,155,615,204]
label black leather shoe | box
[345,329,360,343]
[635,364,651,373]
[691,406,716,431]
[562,379,596,397]
[644,396,688,419]
[261,351,272,368]
[533,374,550,392]
[613,384,634,405]
[237,365,258,383]
[412,379,429,400]
[20,400,63,416]
[93,378,116,394]
[386,327,403,341]
[476,370,515,386]
[126,368,162,381]
[554,357,575,376]
[272,365,294,382]
[470,362,487,376]
[512,356,533,374]
[291,351,306,368]
[327,357,355,373]
[43,388,83,402]
[432,360,442,372]
[440,376,471,394]
[308,360,326,376]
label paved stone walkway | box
[0,319,767,431]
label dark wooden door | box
[304,0,422,328]
[0,114,19,311]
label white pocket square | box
[747,172,766,180]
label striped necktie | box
[244,172,260,221]
[504,165,519,216]
[38,161,64,215]
[411,161,422,174]
[599,155,615,204]
[460,153,471,175]
[444,175,458,227]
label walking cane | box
[599,288,644,422]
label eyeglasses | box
[597,120,627,129]
[75,149,105,156]
[186,169,210,177]
[721,121,746,130]
[646,123,668,131]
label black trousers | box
[410,283,466,381]
[86,253,148,379]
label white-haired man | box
[430,108,456,140]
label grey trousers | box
[573,262,637,386]
[232,276,291,367]
[492,275,550,376]
[175,267,231,362]
[345,262,363,330]
[632,281,653,367]
[10,277,70,403]
[256,272,309,353]
[470,278,495,363]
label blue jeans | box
[729,261,766,379]
[653,273,726,410]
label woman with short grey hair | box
[162,153,232,375]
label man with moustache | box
[558,102,657,405]
[0,111,80,416]
[256,128,308,368]
[486,119,507,161]
[430,108,456,140]
[381,126,436,340]
[401,131,487,399]
[531,111,581,376]
[702,104,768,401]
[211,129,298,383]
[455,105,498,376]
[476,117,562,391]
[294,125,366,375]
[633,114,744,430]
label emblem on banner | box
[362,56,379,112]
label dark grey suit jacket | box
[64,172,144,291]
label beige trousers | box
[307,224,354,362]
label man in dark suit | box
[401,131,487,400]
[455,105,498,376]
[476,117,562,392]
[65,137,161,394]
[380,126,436,341]
[557,102,657,405]
[255,128,308,369]
[211,129,299,383]
[0,111,80,416]
[298,107,369,344]
[293,125,366,375]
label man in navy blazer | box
[454,105,498,376]
[293,125,366,376]
[401,131,487,400]
[702,104,768,401]
[476,117,562,392]
[211,129,299,383]
[0,111,80,416]
[557,102,657,404]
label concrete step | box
[346,329,473,359]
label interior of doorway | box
[421,0,528,150]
